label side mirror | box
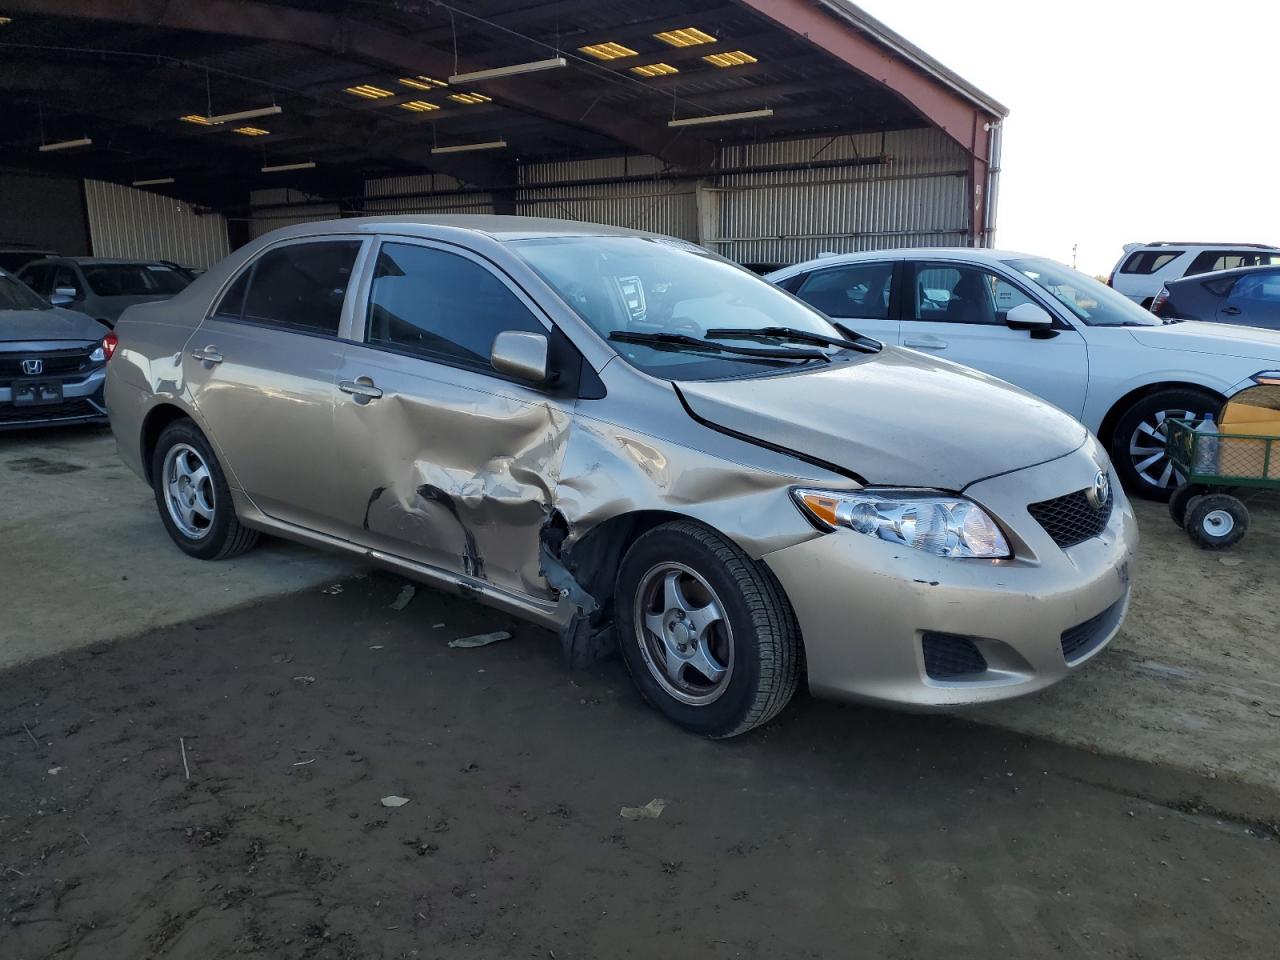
[54,285,81,301]
[1006,302,1053,331]
[49,292,74,306]
[491,330,549,384]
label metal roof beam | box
[6,0,717,169]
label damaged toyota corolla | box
[105,217,1137,737]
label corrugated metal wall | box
[84,179,230,267]
[711,128,971,264]
[365,174,494,215]
[247,188,341,241]
[515,155,698,239]
[239,126,972,264]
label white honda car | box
[768,249,1280,499]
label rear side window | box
[1185,250,1280,276]
[240,242,360,335]
[1120,251,1182,274]
[212,269,252,320]
[365,242,545,369]
[793,262,894,319]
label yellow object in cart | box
[1216,384,1280,479]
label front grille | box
[1028,488,1113,548]
[0,348,96,381]
[1060,596,1126,663]
[0,398,102,424]
[922,632,988,679]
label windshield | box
[1009,257,1160,327]
[0,271,51,311]
[510,236,856,379]
[83,263,192,297]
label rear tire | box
[151,419,259,560]
[615,521,802,738]
[1185,494,1248,550]
[1109,387,1220,501]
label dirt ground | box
[973,493,1280,788]
[3,574,1279,960]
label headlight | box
[89,345,106,362]
[793,488,1011,559]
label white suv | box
[1109,242,1280,309]
[768,249,1280,499]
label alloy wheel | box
[1128,408,1212,490]
[633,562,735,706]
[163,442,216,540]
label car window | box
[212,268,252,321]
[1186,251,1280,276]
[0,271,52,310]
[1121,251,1183,274]
[365,242,545,369]
[54,265,80,293]
[20,264,53,295]
[82,263,191,296]
[793,262,894,319]
[910,265,1030,325]
[240,241,360,336]
[1227,271,1280,304]
[1011,257,1160,326]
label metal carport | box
[0,0,1007,266]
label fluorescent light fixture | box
[39,137,93,152]
[431,139,506,155]
[703,50,758,67]
[399,75,447,90]
[449,56,566,84]
[261,160,316,173]
[447,92,492,105]
[0,16,13,24]
[630,63,679,77]
[399,100,440,113]
[205,105,281,124]
[579,41,637,60]
[345,84,394,99]
[234,126,270,136]
[668,108,773,127]
[654,27,717,47]
[132,177,175,187]
[180,114,213,126]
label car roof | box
[1170,262,1280,285]
[1128,242,1280,250]
[260,214,668,244]
[770,247,1045,274]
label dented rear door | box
[330,237,574,599]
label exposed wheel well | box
[1097,381,1224,447]
[139,403,192,484]
[558,510,688,623]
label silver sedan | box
[105,217,1137,736]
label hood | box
[0,306,108,344]
[677,346,1088,489]
[1127,321,1280,360]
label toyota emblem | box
[1086,470,1111,509]
[21,358,43,376]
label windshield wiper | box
[705,325,881,354]
[608,330,828,362]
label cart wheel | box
[1186,494,1249,550]
[1168,482,1210,529]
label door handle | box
[1222,306,1242,316]
[904,337,948,349]
[339,377,383,403]
[189,345,223,364]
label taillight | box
[102,331,118,361]
[1150,288,1169,316]
[1106,271,1116,288]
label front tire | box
[615,521,802,738]
[1109,387,1220,500]
[151,419,259,560]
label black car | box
[1152,264,1280,330]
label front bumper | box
[0,366,108,430]
[762,441,1138,709]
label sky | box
[854,0,1280,276]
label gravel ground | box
[3,574,1278,959]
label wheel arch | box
[1097,380,1225,447]
[139,402,196,484]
